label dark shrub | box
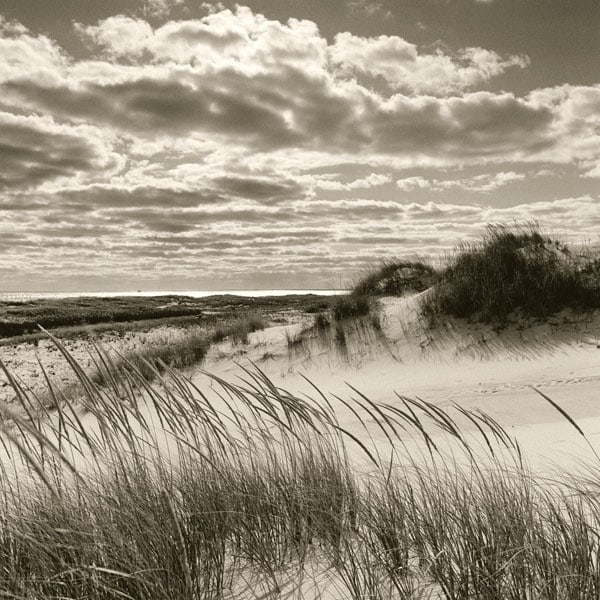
[332,295,371,321]
[422,224,600,323]
[352,261,436,297]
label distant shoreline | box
[0,289,347,302]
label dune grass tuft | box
[332,294,371,321]
[352,260,436,298]
[210,311,266,344]
[332,260,433,323]
[92,327,210,386]
[422,223,600,323]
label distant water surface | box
[0,290,347,302]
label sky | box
[0,0,599,291]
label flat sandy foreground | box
[2,292,600,474]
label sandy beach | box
[5,291,598,472]
[185,295,600,473]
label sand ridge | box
[195,295,600,472]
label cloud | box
[3,67,555,161]
[582,163,600,178]
[79,8,326,66]
[314,173,392,191]
[1,8,594,170]
[371,92,553,157]
[78,16,154,58]
[144,0,186,19]
[0,7,599,289]
[396,176,431,192]
[397,171,526,193]
[3,184,599,290]
[0,111,121,190]
[346,1,392,18]
[210,176,305,203]
[0,16,67,83]
[329,32,529,95]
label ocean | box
[0,290,347,302]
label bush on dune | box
[352,260,436,297]
[331,260,434,323]
[422,224,600,323]
[332,294,371,321]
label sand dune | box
[3,291,599,473]
[194,294,600,473]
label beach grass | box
[345,223,600,327]
[332,294,372,321]
[1,337,600,598]
[20,310,267,412]
[421,223,600,324]
[211,311,267,345]
[352,260,436,298]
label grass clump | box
[330,260,434,324]
[423,223,600,323]
[211,311,266,344]
[313,312,330,330]
[94,328,210,385]
[353,260,436,297]
[332,294,371,321]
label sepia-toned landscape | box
[2,0,600,597]
[1,226,600,597]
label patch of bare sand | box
[0,325,204,404]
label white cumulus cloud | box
[329,32,529,95]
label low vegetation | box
[352,260,436,297]
[422,224,600,323]
[0,295,206,337]
[0,294,336,340]
[30,311,266,410]
[349,224,600,325]
[92,327,210,387]
[331,260,434,323]
[211,311,266,345]
[332,293,372,321]
[313,312,330,330]
[1,341,600,598]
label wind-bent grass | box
[2,337,600,598]
[53,311,266,405]
[92,326,210,385]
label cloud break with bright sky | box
[0,0,599,291]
